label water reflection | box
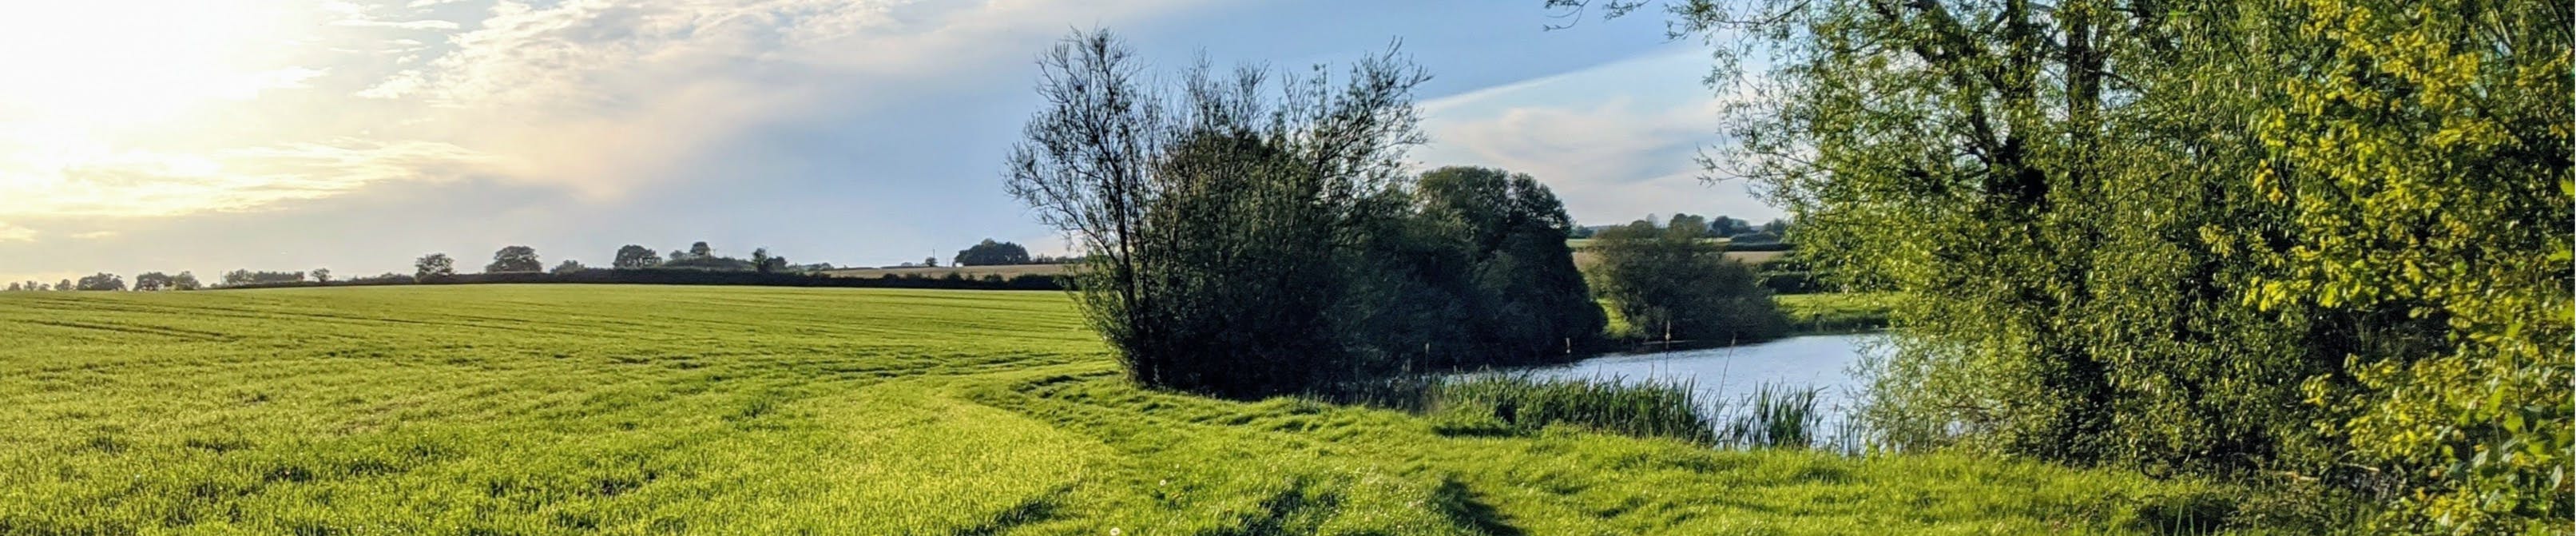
[1519,334,1886,442]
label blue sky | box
[0,1,1781,283]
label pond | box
[1515,333,1887,441]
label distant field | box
[1778,292,1899,332]
[0,286,2220,534]
[819,264,1070,280]
[1570,249,1786,269]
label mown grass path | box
[0,285,2213,534]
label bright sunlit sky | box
[0,0,1780,283]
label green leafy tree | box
[1415,166,1607,363]
[953,239,1033,266]
[415,253,454,280]
[1007,29,1431,397]
[75,272,124,291]
[310,268,331,284]
[550,260,585,275]
[170,272,200,291]
[613,244,662,268]
[1573,0,2570,530]
[132,272,172,291]
[486,246,541,273]
[54,279,69,292]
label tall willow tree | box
[1560,0,2570,531]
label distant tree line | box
[214,268,1062,291]
[1570,214,1788,240]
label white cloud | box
[0,222,34,243]
[1415,47,1784,223]
[330,18,463,30]
[0,139,502,219]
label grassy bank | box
[1,285,2234,534]
[1777,292,1898,333]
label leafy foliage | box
[954,239,1034,266]
[1591,0,2567,531]
[1007,31,1612,396]
[486,245,542,273]
[131,272,172,292]
[221,270,306,287]
[1587,215,1787,344]
[415,253,455,280]
[613,244,663,268]
[73,272,124,292]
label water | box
[1517,334,1886,442]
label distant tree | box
[486,245,541,273]
[133,272,173,292]
[1708,216,1753,237]
[953,239,1034,266]
[55,279,70,292]
[1589,215,1786,343]
[75,272,125,292]
[922,256,939,268]
[170,272,200,291]
[221,270,304,286]
[751,248,772,273]
[5,283,18,292]
[688,241,712,259]
[668,249,688,262]
[613,245,662,268]
[1568,224,1597,239]
[311,268,332,284]
[550,260,585,275]
[763,256,790,272]
[415,253,455,280]
[1757,218,1789,236]
[349,272,414,284]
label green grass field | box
[0,285,2228,534]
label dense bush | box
[1587,215,1788,344]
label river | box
[1518,333,1887,443]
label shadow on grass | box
[1428,477,1526,536]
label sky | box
[0,0,1782,284]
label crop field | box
[0,285,2228,534]
[820,264,1071,280]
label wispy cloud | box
[0,139,501,219]
[330,18,463,30]
[0,222,34,243]
[1417,46,1781,223]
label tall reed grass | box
[1718,383,1821,449]
[1327,373,1880,452]
[1427,375,1717,445]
